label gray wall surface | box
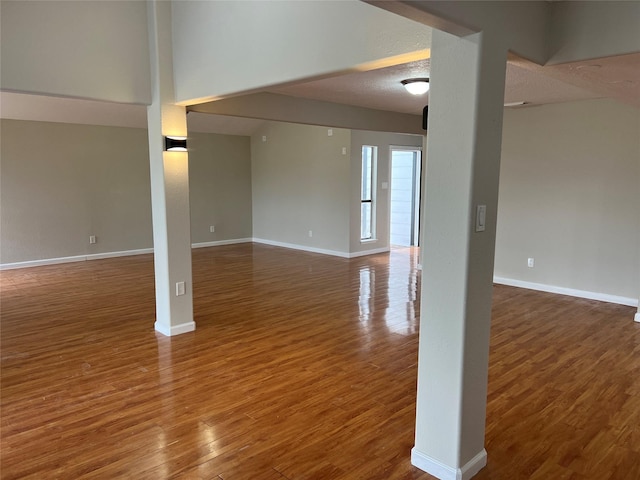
[2,99,638,303]
[495,99,639,300]
[0,120,253,265]
[251,122,351,254]
[0,119,153,263]
[189,132,253,244]
[0,1,150,103]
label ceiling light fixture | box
[401,78,430,95]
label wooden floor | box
[1,244,638,479]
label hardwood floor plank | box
[1,244,638,479]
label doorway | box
[389,147,422,247]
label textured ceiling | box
[267,58,606,115]
[518,52,640,109]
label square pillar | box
[146,0,194,336]
[412,29,508,479]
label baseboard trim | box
[154,321,196,336]
[252,238,350,258]
[0,239,258,270]
[411,448,487,480]
[348,247,390,258]
[192,238,253,249]
[0,248,154,270]
[635,312,640,323]
[493,276,638,308]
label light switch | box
[475,205,486,232]
[176,281,185,296]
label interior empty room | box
[1,1,639,479]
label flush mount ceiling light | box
[164,136,187,152]
[401,78,430,95]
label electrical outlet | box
[262,135,267,142]
[327,129,333,136]
[308,230,313,238]
[89,235,96,244]
[176,281,185,296]
[209,225,215,233]
[342,147,347,155]
[527,258,535,268]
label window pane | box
[361,147,372,201]
[361,202,372,239]
[361,145,376,241]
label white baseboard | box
[0,237,388,270]
[252,238,390,259]
[348,247,390,258]
[252,238,350,258]
[192,238,253,249]
[493,276,638,308]
[411,448,487,480]
[154,321,196,336]
[635,312,640,323]
[0,239,254,270]
[0,248,154,270]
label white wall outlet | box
[327,129,333,136]
[89,235,96,244]
[342,147,347,155]
[527,258,535,268]
[381,182,389,190]
[176,281,185,296]
[209,225,215,233]
[262,135,267,142]
[308,230,313,238]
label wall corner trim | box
[410,448,487,480]
[493,276,638,308]
[154,321,196,336]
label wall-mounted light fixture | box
[164,136,188,152]
[503,101,529,108]
[401,78,430,95]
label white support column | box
[412,29,508,480]
[146,0,194,336]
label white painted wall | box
[495,99,640,302]
[251,122,351,255]
[189,93,424,135]
[368,0,548,64]
[549,1,640,64]
[0,1,150,104]
[171,0,431,103]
